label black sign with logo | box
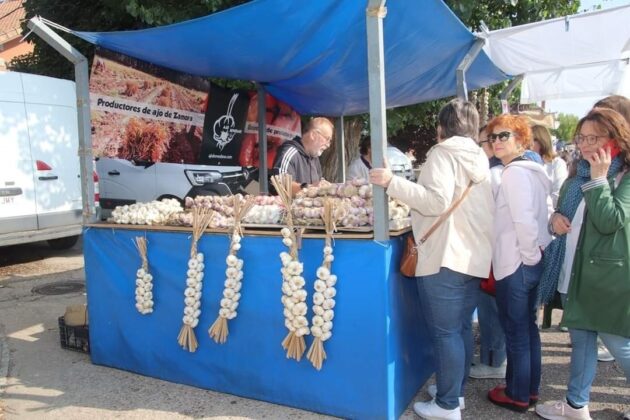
[199,85,249,166]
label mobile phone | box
[604,140,621,159]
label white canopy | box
[482,5,630,103]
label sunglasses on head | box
[487,131,513,143]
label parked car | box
[97,157,257,218]
[0,71,83,249]
[387,145,416,181]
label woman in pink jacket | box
[486,114,553,413]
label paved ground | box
[0,239,628,419]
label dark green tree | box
[10,0,248,79]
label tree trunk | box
[320,117,364,182]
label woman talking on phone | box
[536,107,630,420]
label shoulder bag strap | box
[418,180,474,245]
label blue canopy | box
[74,0,506,116]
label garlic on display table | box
[133,236,154,315]
[180,194,284,228]
[111,198,183,225]
[243,195,284,225]
[292,180,410,229]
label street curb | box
[0,323,9,396]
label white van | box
[0,71,83,249]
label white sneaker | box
[427,384,465,410]
[597,343,615,362]
[413,399,461,420]
[469,363,506,379]
[535,400,592,420]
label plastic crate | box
[58,316,90,353]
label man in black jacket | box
[271,117,334,195]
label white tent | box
[481,5,630,103]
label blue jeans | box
[416,268,480,410]
[560,294,630,406]
[495,262,542,403]
[477,291,506,367]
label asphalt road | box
[0,239,627,419]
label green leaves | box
[9,0,250,78]
[552,113,579,142]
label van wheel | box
[47,235,79,250]
[157,195,184,205]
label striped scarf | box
[538,156,625,304]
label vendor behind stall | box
[271,117,334,195]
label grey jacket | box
[271,136,322,185]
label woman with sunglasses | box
[485,114,553,413]
[535,107,630,420]
[370,98,493,420]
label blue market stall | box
[83,226,431,420]
[28,0,507,418]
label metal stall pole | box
[499,74,523,114]
[27,17,96,224]
[257,84,269,194]
[366,0,389,242]
[456,38,485,100]
[335,116,346,183]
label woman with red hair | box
[486,114,553,412]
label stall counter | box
[83,225,434,420]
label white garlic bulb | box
[214,230,246,323]
[279,236,309,338]
[134,264,154,315]
[309,242,338,345]
[181,253,206,327]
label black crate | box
[58,316,90,354]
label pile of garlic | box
[182,253,205,328]
[177,194,284,227]
[218,234,244,321]
[242,195,284,225]
[389,199,410,218]
[279,227,310,338]
[135,268,154,314]
[310,256,336,343]
[182,195,234,228]
[292,180,410,228]
[111,198,183,225]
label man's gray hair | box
[437,98,479,140]
[307,117,334,133]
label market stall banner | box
[200,89,301,167]
[199,85,250,166]
[239,93,302,169]
[89,48,210,164]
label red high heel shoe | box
[488,385,529,413]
